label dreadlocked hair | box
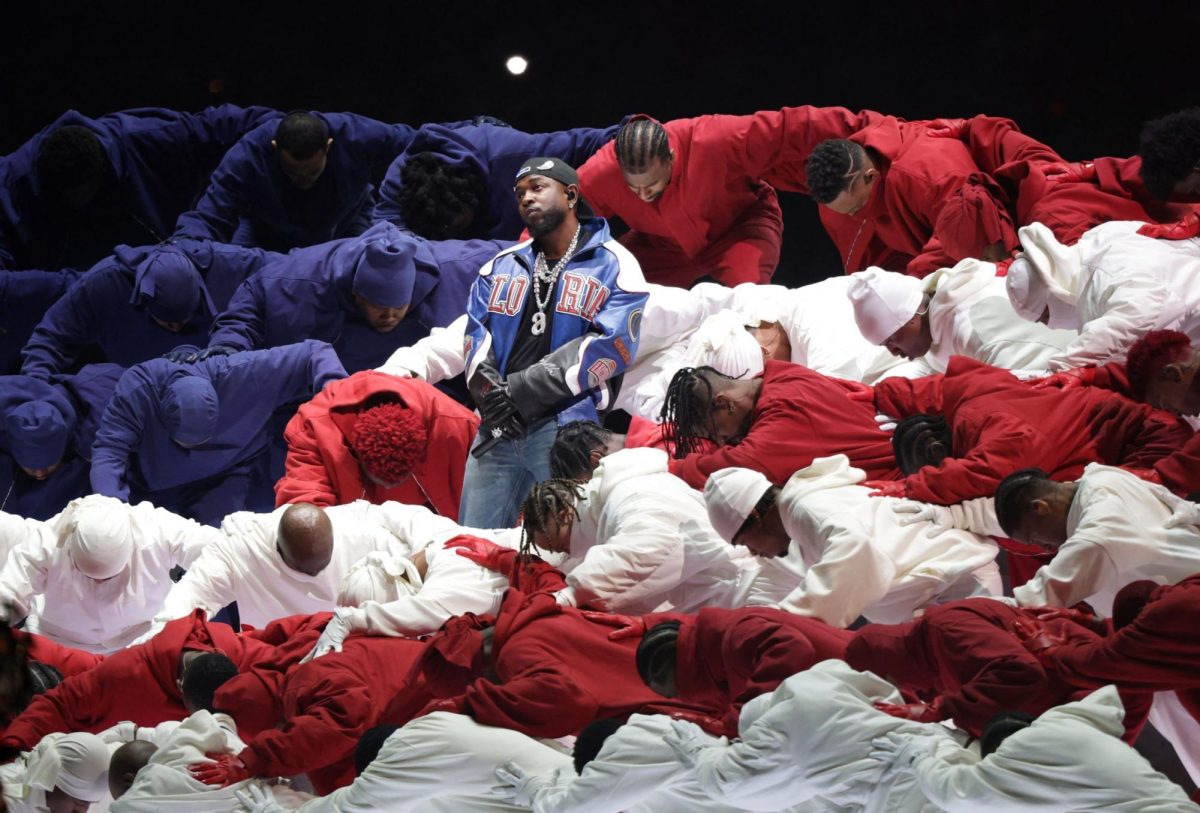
[659,366,734,459]
[396,152,484,239]
[805,139,866,204]
[517,478,584,570]
[614,118,670,173]
[1125,329,1192,401]
[549,420,613,481]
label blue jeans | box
[459,418,557,529]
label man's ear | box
[1031,498,1051,517]
[1162,363,1186,383]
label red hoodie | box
[1,611,272,749]
[846,598,1151,740]
[669,360,900,489]
[275,371,478,519]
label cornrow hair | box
[892,414,951,475]
[659,366,733,459]
[549,420,613,481]
[993,467,1050,538]
[614,118,671,173]
[516,479,585,587]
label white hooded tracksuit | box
[0,495,217,653]
[684,660,968,812]
[898,686,1197,812]
[772,455,1000,627]
[1012,220,1200,370]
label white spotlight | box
[506,55,528,76]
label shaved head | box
[109,740,157,799]
[277,503,334,575]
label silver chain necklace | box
[530,225,581,336]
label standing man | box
[460,157,647,528]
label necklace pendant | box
[531,311,546,336]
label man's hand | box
[865,480,909,499]
[870,731,937,774]
[670,709,733,738]
[925,118,968,139]
[491,761,550,806]
[163,345,202,363]
[446,536,516,573]
[1137,213,1200,241]
[579,610,646,641]
[1041,161,1096,184]
[1122,467,1163,486]
[301,611,353,664]
[874,700,943,723]
[1031,367,1097,391]
[418,697,464,717]
[188,752,252,786]
[891,500,954,538]
[1166,499,1200,530]
[233,784,285,813]
[663,719,714,768]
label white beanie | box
[847,268,923,345]
[23,731,110,803]
[703,467,773,543]
[1004,257,1049,321]
[684,310,765,379]
[62,495,133,581]
[338,551,422,607]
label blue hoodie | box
[175,112,416,251]
[208,221,511,373]
[0,270,78,374]
[377,121,621,240]
[0,105,278,270]
[0,364,122,519]
[20,239,281,379]
[90,341,346,521]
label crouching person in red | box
[275,370,479,519]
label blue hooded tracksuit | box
[19,239,281,379]
[90,340,346,525]
[0,270,79,374]
[208,221,511,373]
[0,105,278,270]
[0,364,122,519]
[376,121,621,240]
[174,112,416,252]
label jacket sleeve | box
[457,645,599,738]
[173,140,254,242]
[88,367,154,500]
[1012,539,1119,609]
[506,249,649,422]
[772,505,896,627]
[275,410,338,508]
[1120,403,1195,470]
[206,274,271,351]
[376,314,468,383]
[722,617,821,709]
[152,543,241,624]
[951,115,1064,174]
[18,271,105,378]
[689,700,805,807]
[738,106,890,190]
[239,669,375,778]
[901,414,1047,504]
[229,341,346,406]
[463,261,499,406]
[873,372,946,419]
[1046,272,1173,372]
[533,125,621,168]
[1155,430,1200,499]
[134,501,221,569]
[0,524,54,622]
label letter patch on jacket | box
[557,272,610,321]
[587,357,618,387]
[486,275,530,316]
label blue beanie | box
[131,248,213,324]
[162,377,219,447]
[351,228,418,309]
[5,401,70,470]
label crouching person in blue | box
[89,340,346,525]
[461,157,648,527]
[203,220,509,373]
[0,364,122,518]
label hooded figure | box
[1007,220,1200,370]
[0,365,122,520]
[19,238,280,379]
[0,270,77,374]
[848,260,1074,374]
[0,104,278,271]
[377,120,622,241]
[0,495,218,653]
[206,221,511,373]
[173,111,415,251]
[0,731,110,813]
[89,341,346,525]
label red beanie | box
[935,177,1018,261]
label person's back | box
[0,270,77,374]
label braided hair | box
[614,118,671,173]
[892,414,952,475]
[659,366,733,458]
[994,467,1051,538]
[549,420,613,481]
[396,152,485,238]
[517,478,585,564]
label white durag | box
[59,494,134,581]
[21,731,110,805]
[683,310,765,379]
[337,551,423,607]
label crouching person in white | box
[0,495,217,653]
[703,455,1000,627]
[0,732,109,813]
[664,660,969,812]
[871,685,1198,812]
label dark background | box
[2,0,1197,286]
